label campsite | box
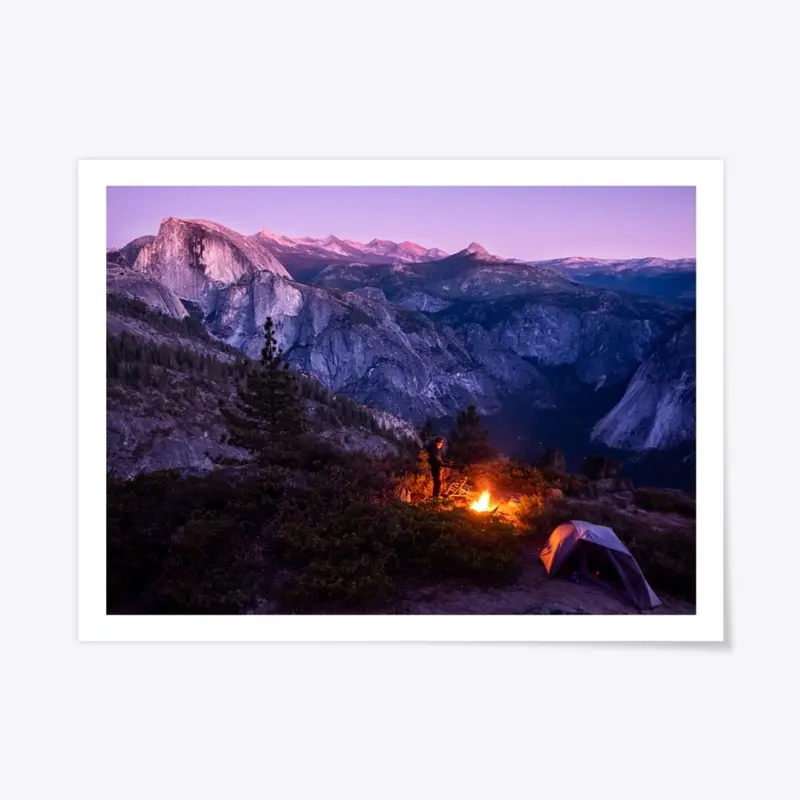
[108,438,696,615]
[393,453,695,615]
[104,191,697,617]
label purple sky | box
[107,186,695,260]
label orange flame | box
[470,491,492,512]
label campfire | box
[470,491,493,513]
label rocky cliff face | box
[430,279,687,393]
[107,235,155,268]
[119,218,695,445]
[590,320,696,450]
[307,250,687,396]
[125,220,499,420]
[133,217,291,305]
[107,304,419,476]
[107,264,188,320]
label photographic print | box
[79,160,723,641]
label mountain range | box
[107,216,697,484]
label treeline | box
[107,332,247,389]
[108,300,406,441]
[296,375,388,436]
[107,330,394,439]
[107,293,238,357]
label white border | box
[79,159,723,642]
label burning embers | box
[470,491,493,513]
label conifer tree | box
[220,317,306,461]
[419,418,436,445]
[447,405,497,465]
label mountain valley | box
[107,217,697,487]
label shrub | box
[151,512,260,614]
[466,459,548,498]
[278,558,395,613]
[107,468,288,613]
[508,493,546,529]
[108,448,523,614]
[633,488,696,518]
[272,500,521,612]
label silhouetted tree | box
[419,418,436,445]
[581,455,621,480]
[447,405,497,465]
[220,317,306,461]
[538,448,566,474]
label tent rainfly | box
[540,520,662,610]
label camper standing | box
[425,436,448,499]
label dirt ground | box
[397,539,695,615]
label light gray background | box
[2,0,797,797]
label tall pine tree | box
[418,418,436,445]
[221,317,306,462]
[447,405,497,465]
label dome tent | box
[540,520,662,610]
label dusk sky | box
[107,186,695,260]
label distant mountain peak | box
[134,216,291,284]
[253,229,447,264]
[465,242,490,257]
[399,240,427,256]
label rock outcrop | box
[590,320,696,450]
[107,235,155,268]
[133,217,291,304]
[119,218,695,446]
[107,264,188,320]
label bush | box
[272,499,521,612]
[107,448,523,614]
[278,558,395,613]
[633,488,696,518]
[151,511,260,614]
[623,528,695,603]
[107,468,289,613]
[508,493,546,529]
[466,459,548,498]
